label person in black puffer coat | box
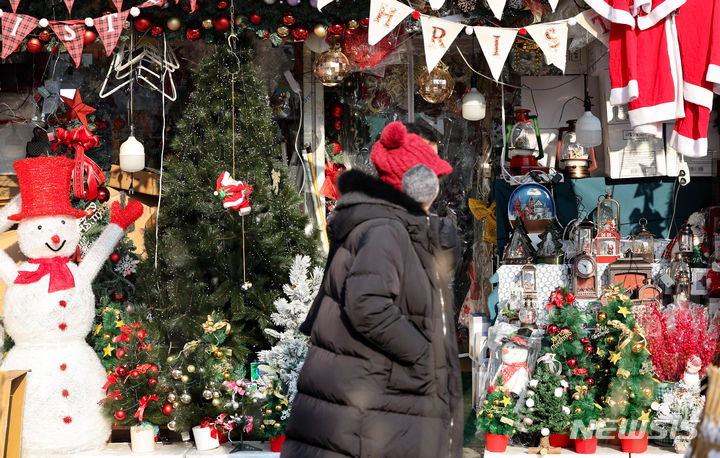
[282,122,463,458]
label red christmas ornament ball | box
[214,15,231,32]
[110,252,120,262]
[580,337,590,344]
[114,410,126,420]
[186,27,202,40]
[39,29,52,42]
[151,25,164,37]
[282,12,295,26]
[249,14,262,25]
[52,45,59,54]
[330,142,342,154]
[148,377,158,387]
[292,26,309,41]
[115,366,127,377]
[547,324,559,335]
[116,348,126,358]
[96,186,109,203]
[129,370,140,378]
[327,23,345,36]
[162,403,173,415]
[584,344,594,355]
[331,103,344,118]
[134,17,152,33]
[332,118,343,131]
[149,364,159,374]
[27,38,43,53]
[112,290,128,303]
[217,0,228,9]
[360,17,370,27]
[83,29,98,45]
[587,377,595,386]
[567,358,578,368]
[561,326,570,334]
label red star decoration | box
[61,90,96,129]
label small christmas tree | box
[569,386,603,440]
[259,379,289,439]
[520,363,571,438]
[536,222,564,263]
[477,378,518,437]
[597,286,658,436]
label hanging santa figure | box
[490,329,532,397]
[0,156,142,455]
[214,171,252,215]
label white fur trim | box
[633,122,663,138]
[670,131,708,157]
[239,206,251,216]
[636,0,686,30]
[610,80,639,105]
[684,83,715,110]
[583,0,636,27]
[630,0,652,16]
[707,64,720,86]
[629,101,679,126]
[666,16,685,119]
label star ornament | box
[638,410,651,423]
[102,343,115,357]
[501,396,512,407]
[618,306,632,318]
[115,319,126,328]
[94,323,103,336]
[609,351,622,365]
[61,90,96,129]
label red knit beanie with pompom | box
[370,122,452,191]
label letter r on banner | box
[432,26,446,48]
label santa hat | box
[9,156,87,221]
[371,122,452,191]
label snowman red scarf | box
[15,256,74,293]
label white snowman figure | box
[0,156,142,456]
[491,331,531,397]
[680,354,703,390]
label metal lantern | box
[678,223,694,256]
[575,218,595,255]
[675,270,691,300]
[556,120,598,179]
[313,44,349,87]
[504,108,544,176]
[597,191,620,232]
[518,298,537,327]
[631,218,655,262]
[418,64,454,104]
[521,264,537,293]
[669,253,691,283]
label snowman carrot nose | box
[51,234,61,244]
[502,347,510,354]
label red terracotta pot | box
[485,433,510,453]
[620,431,649,453]
[549,433,571,447]
[270,434,286,453]
[575,436,598,454]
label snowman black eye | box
[61,220,66,224]
[37,225,42,230]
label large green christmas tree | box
[137,41,319,362]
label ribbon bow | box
[223,379,247,396]
[319,162,346,201]
[537,353,562,375]
[574,385,589,397]
[202,313,231,335]
[604,284,631,303]
[112,323,144,345]
[53,127,105,201]
[546,290,565,309]
[200,418,218,439]
[215,414,235,431]
[134,394,159,422]
[15,257,75,293]
[102,374,118,394]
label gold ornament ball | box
[172,401,180,408]
[483,400,489,405]
[618,416,627,425]
[313,24,327,38]
[605,335,616,345]
[212,391,221,398]
[313,45,349,87]
[277,26,289,37]
[180,393,191,404]
[171,369,182,380]
[642,387,653,398]
[260,424,266,430]
[275,405,283,412]
[106,369,112,375]
[180,374,190,383]
[347,20,359,29]
[487,413,494,419]
[575,407,582,414]
[418,66,455,104]
[223,371,232,380]
[629,392,636,398]
[203,389,213,400]
[622,400,630,406]
[597,311,607,322]
[493,399,501,406]
[102,332,112,340]
[202,19,213,29]
[167,392,177,402]
[213,349,224,360]
[225,349,232,356]
[265,409,273,416]
[631,342,645,354]
[166,17,181,31]
[167,355,176,364]
[274,422,281,429]
[211,398,221,407]
[573,393,581,400]
[187,365,196,373]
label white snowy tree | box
[258,255,323,404]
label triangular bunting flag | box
[526,21,569,72]
[487,0,506,19]
[95,10,130,56]
[1,13,38,59]
[575,10,610,47]
[549,0,558,12]
[64,0,74,14]
[49,20,86,68]
[368,0,414,46]
[137,0,167,7]
[317,0,334,10]
[473,26,518,81]
[112,0,123,11]
[420,16,465,71]
[429,0,445,9]
[8,0,20,13]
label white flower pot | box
[130,424,155,453]
[192,425,220,451]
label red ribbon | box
[135,363,153,374]
[134,394,159,422]
[546,290,564,309]
[201,419,218,439]
[106,389,124,401]
[103,374,118,394]
[573,367,588,376]
[15,257,74,293]
[112,323,144,345]
[565,292,576,304]
[319,162,346,201]
[53,127,105,201]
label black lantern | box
[678,223,694,258]
[575,218,596,255]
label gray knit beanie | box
[402,164,439,205]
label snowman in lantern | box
[0,156,142,455]
[490,330,531,397]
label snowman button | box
[63,416,72,424]
[62,389,69,397]
[60,363,67,371]
[58,323,67,331]
[59,300,67,307]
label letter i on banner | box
[526,22,569,72]
[49,21,86,68]
[420,16,465,71]
[473,26,518,81]
[368,0,414,46]
[95,10,131,56]
[1,13,38,58]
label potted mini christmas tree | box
[520,362,571,450]
[477,379,517,453]
[569,386,604,454]
[259,379,290,452]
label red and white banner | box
[95,10,130,56]
[1,13,38,59]
[473,26,518,81]
[368,0,414,46]
[8,0,20,13]
[64,0,75,14]
[420,15,464,71]
[112,0,124,12]
[429,0,446,9]
[487,0,507,19]
[574,10,610,47]
[549,0,558,12]
[526,21,568,73]
[49,20,85,68]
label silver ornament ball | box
[180,393,192,404]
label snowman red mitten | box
[110,201,144,230]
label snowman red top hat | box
[9,156,88,221]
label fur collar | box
[336,169,426,216]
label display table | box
[484,444,628,457]
[70,442,277,457]
[635,444,680,457]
